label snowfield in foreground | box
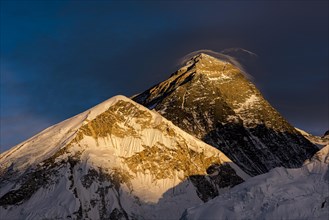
[182,145,329,220]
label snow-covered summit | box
[176,52,239,80]
[184,53,227,66]
[0,95,130,172]
[0,95,247,220]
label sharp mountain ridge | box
[0,95,247,220]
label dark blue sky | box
[1,0,328,152]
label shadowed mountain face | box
[133,53,318,176]
[0,96,246,220]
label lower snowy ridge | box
[0,95,247,220]
[182,145,329,220]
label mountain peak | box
[193,52,215,60]
[197,52,217,59]
[186,52,227,66]
[134,52,318,176]
[180,52,239,78]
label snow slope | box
[182,145,329,220]
[0,95,248,220]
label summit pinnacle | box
[134,53,318,176]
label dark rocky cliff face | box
[134,53,318,176]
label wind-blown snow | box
[179,50,253,80]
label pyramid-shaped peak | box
[92,95,132,109]
[197,52,218,59]
[82,95,133,120]
[133,51,318,177]
[190,52,226,63]
[181,52,236,70]
[184,52,238,74]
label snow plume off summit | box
[179,49,255,80]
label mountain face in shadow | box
[134,53,318,176]
[0,96,246,219]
